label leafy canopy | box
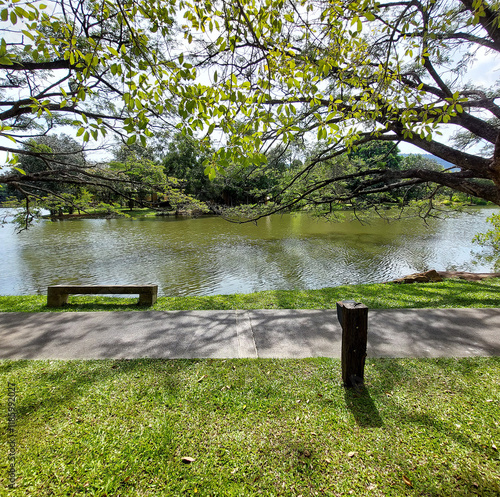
[1,0,500,218]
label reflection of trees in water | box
[471,249,500,272]
[471,214,500,271]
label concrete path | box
[1,308,499,359]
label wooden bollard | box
[336,300,368,388]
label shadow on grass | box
[51,302,152,312]
[2,357,499,495]
[343,385,384,428]
[42,296,238,312]
[0,359,201,421]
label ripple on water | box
[0,208,498,295]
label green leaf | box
[22,29,35,41]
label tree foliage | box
[162,132,294,206]
[0,0,182,214]
[177,0,500,218]
[1,0,500,222]
[162,133,215,200]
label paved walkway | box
[1,308,499,359]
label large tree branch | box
[0,60,73,71]
[0,101,128,123]
[390,127,493,174]
[433,31,500,52]
[459,0,500,51]
[399,168,500,203]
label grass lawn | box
[1,280,499,495]
[0,358,499,496]
[1,278,500,313]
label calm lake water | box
[1,208,498,296]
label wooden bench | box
[47,285,158,307]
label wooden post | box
[336,301,368,388]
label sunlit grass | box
[2,281,499,494]
[1,358,499,495]
[1,278,500,312]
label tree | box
[161,132,294,207]
[9,133,85,193]
[2,0,500,224]
[3,133,93,218]
[349,142,402,172]
[162,133,216,201]
[107,152,208,212]
[0,0,183,222]
[175,0,500,219]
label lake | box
[0,208,498,296]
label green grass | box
[1,358,499,496]
[1,281,499,494]
[1,278,500,313]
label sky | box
[399,46,500,155]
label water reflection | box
[0,208,498,296]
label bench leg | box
[47,290,69,307]
[138,289,157,306]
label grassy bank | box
[1,278,500,313]
[2,280,499,494]
[1,357,499,496]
